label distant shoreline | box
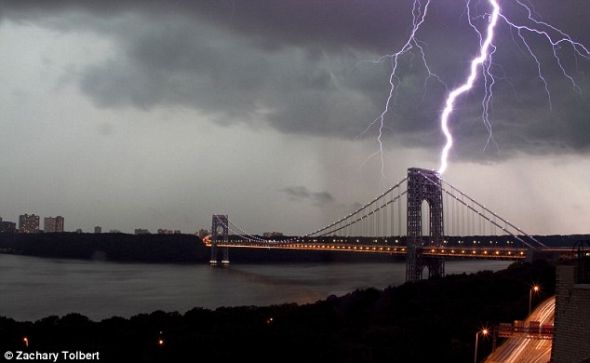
[0,233,401,264]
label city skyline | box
[0,1,589,235]
[1,212,192,234]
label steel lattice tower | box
[406,168,445,281]
[210,214,229,266]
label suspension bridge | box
[205,167,573,281]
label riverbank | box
[0,261,554,362]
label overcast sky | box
[0,0,589,235]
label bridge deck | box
[205,241,532,260]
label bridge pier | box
[406,248,445,280]
[210,214,230,267]
[209,246,230,266]
[221,247,230,265]
[424,256,445,279]
[210,243,218,266]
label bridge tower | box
[210,214,230,266]
[406,168,445,281]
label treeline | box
[0,233,397,264]
[0,261,554,362]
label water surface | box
[0,254,511,320]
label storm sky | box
[0,0,589,234]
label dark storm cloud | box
[281,186,334,205]
[2,0,590,159]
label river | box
[0,254,511,321]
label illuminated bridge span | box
[207,167,568,281]
[211,241,529,259]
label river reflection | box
[0,254,511,320]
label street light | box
[474,328,489,363]
[529,284,541,316]
[157,330,164,347]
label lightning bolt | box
[366,0,590,176]
[438,0,590,173]
[438,0,500,174]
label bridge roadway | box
[206,241,529,260]
[205,240,579,260]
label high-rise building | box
[44,216,65,233]
[44,217,56,233]
[55,216,64,232]
[19,214,40,233]
[0,217,16,233]
[94,226,102,234]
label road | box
[485,296,555,363]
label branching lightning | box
[364,0,442,178]
[367,0,590,176]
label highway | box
[485,297,555,363]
